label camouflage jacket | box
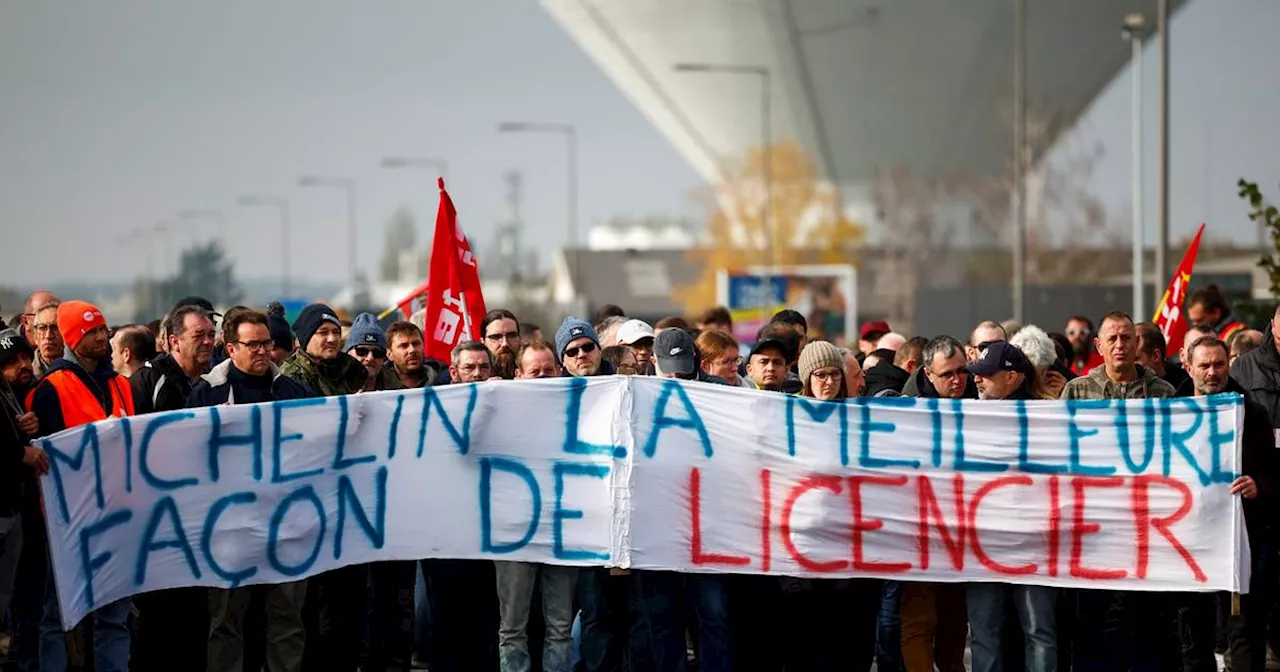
[280,350,366,397]
[1060,364,1176,401]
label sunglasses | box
[1066,328,1091,338]
[563,342,598,358]
[353,347,385,358]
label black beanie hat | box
[266,301,294,351]
[292,303,342,351]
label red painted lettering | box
[688,468,751,567]
[850,474,912,573]
[968,475,1037,576]
[916,474,967,570]
[760,469,772,572]
[1133,474,1206,582]
[780,475,849,573]
[1070,476,1128,580]
[1048,476,1061,577]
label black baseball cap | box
[751,322,800,362]
[965,341,1030,377]
[172,296,221,318]
[655,329,697,375]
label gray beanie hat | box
[798,340,845,387]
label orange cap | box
[57,300,107,351]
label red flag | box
[1153,223,1207,356]
[423,178,487,362]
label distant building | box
[587,216,699,251]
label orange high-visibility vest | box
[33,368,135,428]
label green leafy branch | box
[1239,179,1280,298]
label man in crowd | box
[858,320,890,356]
[346,312,402,392]
[1135,321,1190,393]
[695,330,752,388]
[654,316,691,336]
[1233,305,1280,430]
[899,335,971,672]
[964,341,1057,672]
[127,302,218,670]
[282,302,366,396]
[1181,335,1275,672]
[387,321,435,389]
[652,328,724,385]
[515,341,559,380]
[965,320,1007,361]
[280,303,368,670]
[108,323,156,377]
[28,302,62,380]
[594,316,627,351]
[266,301,295,365]
[131,304,216,414]
[18,291,58,357]
[1231,329,1264,363]
[696,306,732,334]
[1065,315,1103,375]
[838,347,867,397]
[481,309,521,380]
[495,340,578,672]
[189,308,313,672]
[1186,284,1247,342]
[0,327,49,672]
[1061,312,1177,669]
[26,301,135,672]
[745,328,795,393]
[617,319,656,374]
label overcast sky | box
[2,0,1277,288]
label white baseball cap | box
[617,319,656,345]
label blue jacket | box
[186,359,314,408]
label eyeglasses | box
[811,369,843,382]
[616,364,639,375]
[232,339,273,352]
[353,347,385,358]
[563,342,598,358]
[457,362,492,374]
[485,331,520,343]
[1066,328,1090,338]
[32,324,58,336]
[715,356,743,367]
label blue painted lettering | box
[78,508,132,610]
[859,397,920,469]
[554,462,610,561]
[642,380,712,459]
[267,485,327,577]
[139,412,199,490]
[563,377,627,458]
[135,496,201,586]
[272,398,326,483]
[334,466,388,559]
[201,492,258,587]
[480,457,542,554]
[208,405,264,483]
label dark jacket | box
[187,359,314,408]
[131,353,200,415]
[1231,329,1280,427]
[1,380,28,516]
[902,364,979,399]
[862,361,909,397]
[27,350,126,438]
[1226,377,1278,536]
[1162,364,1192,398]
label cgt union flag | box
[424,178,487,362]
[1153,222,1207,356]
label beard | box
[494,349,517,380]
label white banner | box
[38,377,1248,628]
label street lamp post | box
[299,176,359,283]
[674,63,773,313]
[238,195,292,296]
[1123,13,1149,319]
[381,157,450,182]
[1011,0,1027,325]
[1155,0,1171,297]
[498,122,579,301]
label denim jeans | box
[576,568,651,672]
[39,554,132,672]
[495,561,577,672]
[0,514,22,619]
[633,570,733,672]
[877,580,904,672]
[967,582,1057,672]
[208,581,308,672]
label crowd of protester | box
[0,282,1276,672]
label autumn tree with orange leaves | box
[676,139,865,314]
